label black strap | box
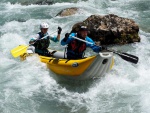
[49,50,57,57]
[64,47,67,59]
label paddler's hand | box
[58,26,62,34]
[63,33,69,42]
[101,46,107,50]
[29,39,35,45]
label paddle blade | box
[11,45,28,58]
[119,52,139,64]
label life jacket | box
[67,38,86,58]
[33,32,50,50]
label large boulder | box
[71,14,140,45]
[56,7,79,17]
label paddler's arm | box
[61,33,75,45]
[49,26,62,42]
[29,34,39,44]
[86,37,102,53]
[57,26,62,41]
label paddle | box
[107,49,138,64]
[11,30,59,58]
[11,34,49,58]
[11,45,29,58]
[71,36,139,64]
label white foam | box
[0,0,150,112]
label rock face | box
[14,0,88,5]
[56,7,79,17]
[71,14,140,45]
[19,0,53,5]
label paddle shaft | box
[11,33,53,58]
[31,30,58,44]
[71,36,138,64]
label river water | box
[0,0,150,113]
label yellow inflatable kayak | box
[40,55,96,76]
[16,46,114,80]
[11,44,138,80]
[39,50,114,80]
[12,44,139,80]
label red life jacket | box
[67,39,86,54]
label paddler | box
[61,26,106,59]
[28,22,62,56]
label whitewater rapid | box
[0,0,150,113]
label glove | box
[63,33,70,42]
[27,46,35,53]
[58,26,62,34]
[101,46,107,50]
[29,39,36,44]
[91,45,100,53]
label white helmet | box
[40,22,49,29]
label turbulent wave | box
[0,0,150,113]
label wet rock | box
[33,0,88,5]
[9,0,88,5]
[71,14,140,45]
[34,0,53,5]
[56,7,79,17]
[21,0,54,5]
